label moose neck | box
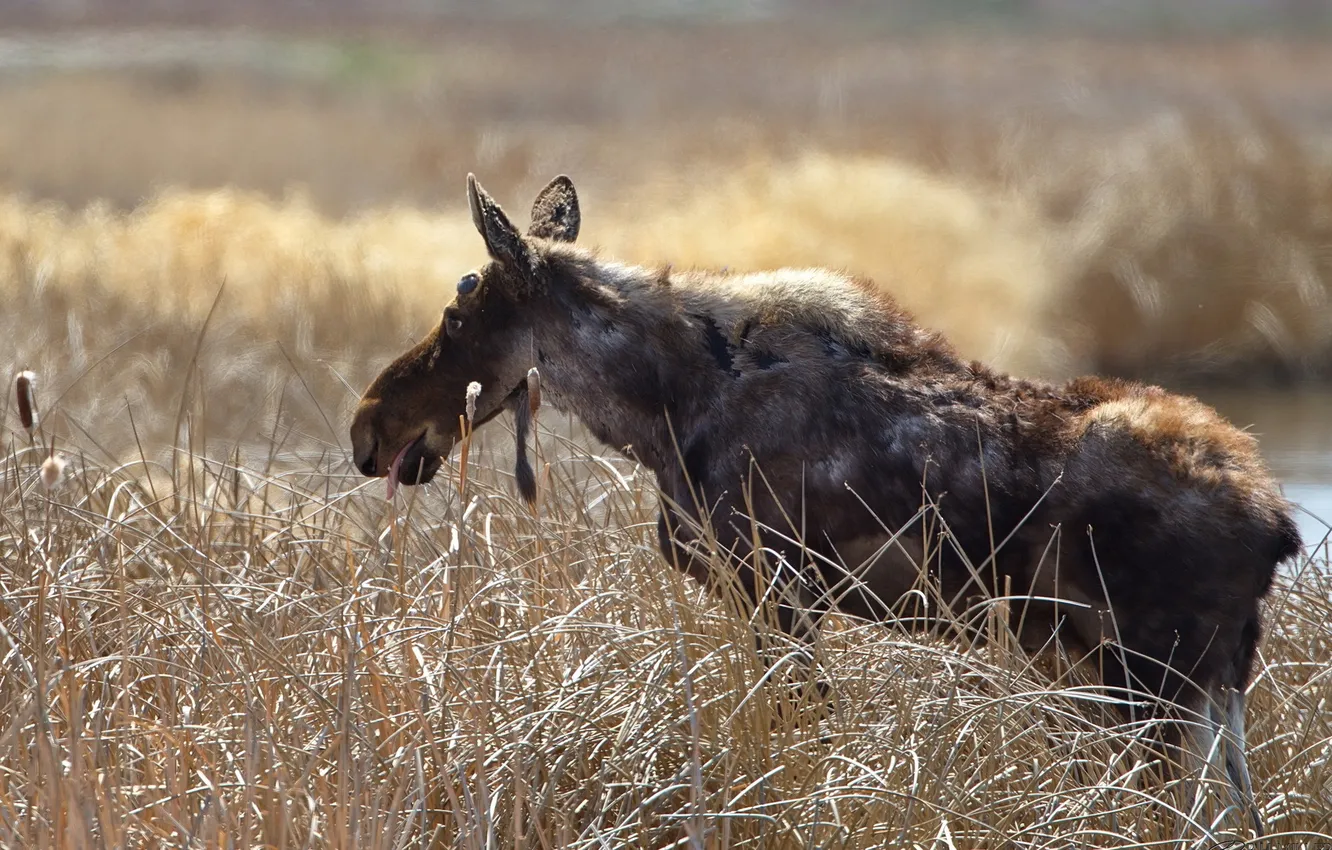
[525,252,719,478]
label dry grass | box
[4,23,1332,848]
[3,412,1332,848]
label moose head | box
[349,173,581,497]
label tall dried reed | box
[2,414,1330,847]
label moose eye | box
[444,307,463,336]
[457,273,479,296]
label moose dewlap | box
[349,173,1301,835]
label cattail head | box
[40,453,66,490]
[14,370,37,433]
[526,367,542,419]
[465,381,482,425]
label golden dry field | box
[4,18,1332,848]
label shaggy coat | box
[350,174,1301,833]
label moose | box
[350,172,1301,833]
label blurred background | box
[2,0,1332,542]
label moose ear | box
[527,175,581,243]
[467,173,528,267]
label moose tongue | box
[386,440,414,500]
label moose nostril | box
[358,444,378,477]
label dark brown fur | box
[350,175,1301,833]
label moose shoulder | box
[350,173,1301,834]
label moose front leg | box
[655,507,715,589]
[655,501,828,677]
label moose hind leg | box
[1217,684,1264,836]
[1171,684,1265,837]
[1070,612,1266,836]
